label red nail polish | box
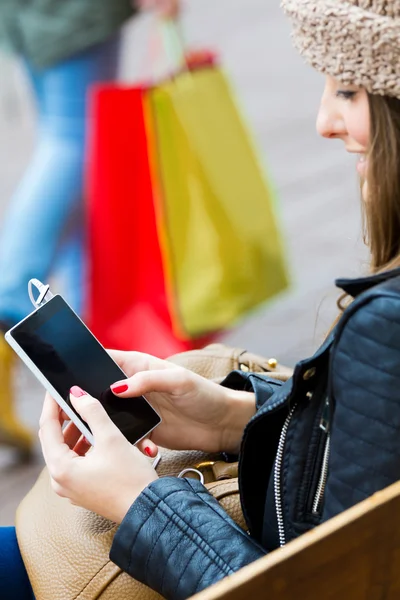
[144,446,152,457]
[111,383,129,394]
[70,386,86,398]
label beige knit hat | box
[281,0,400,98]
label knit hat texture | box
[281,0,400,98]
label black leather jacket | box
[110,268,400,599]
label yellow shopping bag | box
[147,65,289,339]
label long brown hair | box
[364,93,400,271]
[336,93,400,314]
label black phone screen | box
[10,295,160,444]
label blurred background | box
[0,0,366,524]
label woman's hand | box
[39,391,158,524]
[109,351,256,454]
[137,0,180,18]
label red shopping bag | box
[85,83,216,356]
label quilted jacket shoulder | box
[323,276,400,521]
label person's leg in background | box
[0,36,120,453]
[0,527,34,599]
[53,201,86,315]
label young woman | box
[4,0,400,598]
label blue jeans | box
[0,527,34,599]
[0,37,120,325]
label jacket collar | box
[335,267,400,298]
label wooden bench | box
[194,481,400,599]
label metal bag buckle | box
[178,460,217,485]
[153,454,217,485]
[178,468,205,485]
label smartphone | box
[5,294,161,446]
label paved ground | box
[0,0,366,525]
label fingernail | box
[111,383,129,394]
[70,386,86,398]
[144,446,152,457]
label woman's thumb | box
[70,386,120,442]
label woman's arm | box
[39,391,267,600]
[38,355,285,599]
[107,351,259,454]
[110,477,266,600]
[221,370,285,410]
[109,373,284,599]
[322,294,400,522]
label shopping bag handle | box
[139,15,191,83]
[159,17,188,73]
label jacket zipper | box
[275,396,332,545]
[274,404,297,547]
[310,395,331,516]
[311,434,330,514]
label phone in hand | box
[5,292,161,446]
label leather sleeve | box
[221,370,284,410]
[323,294,400,521]
[110,477,266,600]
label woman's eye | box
[336,90,356,100]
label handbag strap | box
[168,342,293,383]
[205,479,239,501]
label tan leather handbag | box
[16,344,292,600]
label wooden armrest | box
[192,480,400,599]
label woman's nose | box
[316,106,346,139]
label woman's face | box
[316,75,370,198]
